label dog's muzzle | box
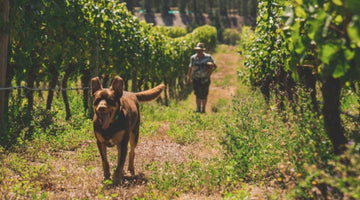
[96,105,112,130]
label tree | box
[0,0,10,134]
[144,0,153,13]
[162,0,170,14]
[179,0,187,13]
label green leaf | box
[295,0,303,4]
[334,15,343,24]
[295,6,307,18]
[320,43,339,64]
[333,61,350,78]
[103,15,108,22]
[308,19,321,40]
[347,21,360,47]
[332,0,343,6]
[344,49,355,60]
[295,38,305,54]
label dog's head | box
[91,76,124,130]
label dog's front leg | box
[97,140,110,180]
[113,142,128,185]
[128,130,138,176]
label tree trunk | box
[46,64,59,110]
[178,75,185,91]
[208,0,214,14]
[0,0,10,134]
[131,65,139,92]
[162,0,169,15]
[26,50,40,115]
[124,78,129,92]
[145,0,152,13]
[101,73,109,88]
[35,81,43,100]
[169,77,176,98]
[24,69,36,138]
[297,65,319,113]
[4,63,14,133]
[16,79,21,102]
[219,0,227,16]
[80,68,91,117]
[26,70,36,115]
[144,79,149,90]
[260,74,271,105]
[321,76,347,154]
[62,64,75,120]
[125,0,134,12]
[179,0,186,13]
[242,0,249,25]
[192,0,197,15]
[164,79,169,106]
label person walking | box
[188,42,217,113]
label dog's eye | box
[94,99,101,105]
[106,98,116,106]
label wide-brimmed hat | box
[194,42,206,50]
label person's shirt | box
[189,53,216,80]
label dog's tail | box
[135,84,165,102]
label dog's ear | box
[110,76,124,97]
[91,77,102,95]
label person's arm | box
[188,56,194,84]
[188,66,193,84]
[206,59,217,74]
[209,62,217,74]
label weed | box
[211,98,229,113]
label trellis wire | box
[0,86,90,91]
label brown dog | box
[91,76,165,185]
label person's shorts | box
[193,78,210,99]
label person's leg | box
[201,98,207,113]
[196,97,201,112]
[200,80,210,113]
[193,79,201,112]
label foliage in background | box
[152,26,187,38]
[222,28,241,45]
[121,0,258,26]
[237,26,254,56]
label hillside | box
[134,12,246,29]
